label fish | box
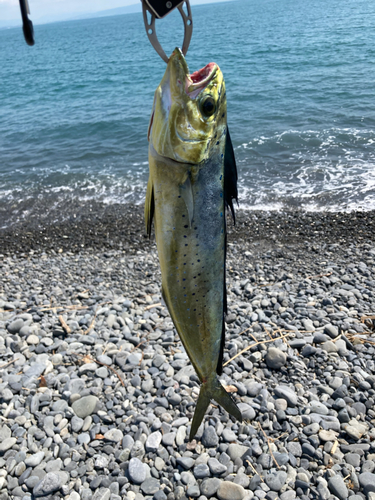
[145,48,242,439]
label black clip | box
[19,0,35,46]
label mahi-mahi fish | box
[145,48,242,439]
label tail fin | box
[190,376,243,440]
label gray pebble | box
[265,347,287,369]
[200,478,221,498]
[328,474,348,500]
[72,396,98,418]
[202,426,219,448]
[140,477,160,495]
[128,458,147,484]
[33,472,68,497]
[217,481,246,500]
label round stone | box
[265,471,288,492]
[217,481,246,500]
[200,478,221,498]
[193,463,210,479]
[140,477,160,495]
[266,347,287,369]
[128,458,146,485]
[0,437,16,452]
[104,429,123,442]
[146,431,162,452]
[26,334,39,345]
[71,396,98,418]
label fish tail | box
[190,376,243,440]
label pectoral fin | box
[224,127,238,223]
[145,177,155,237]
[180,175,194,227]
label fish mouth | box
[169,48,217,99]
[185,62,217,99]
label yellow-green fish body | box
[145,49,241,438]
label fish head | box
[149,48,227,164]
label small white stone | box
[27,334,39,345]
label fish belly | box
[150,154,225,381]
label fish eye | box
[199,95,216,117]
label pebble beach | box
[1,206,375,500]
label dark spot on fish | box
[197,260,200,262]
[184,263,186,266]
[216,141,219,145]
[183,279,186,281]
[222,113,225,117]
[220,175,222,180]
[182,215,185,217]
[184,225,188,228]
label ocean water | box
[0,0,374,228]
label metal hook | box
[142,0,193,63]
[19,0,35,46]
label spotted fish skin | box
[145,48,241,439]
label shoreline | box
[1,202,374,257]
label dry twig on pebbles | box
[72,352,125,387]
[0,359,17,369]
[223,332,291,367]
[306,272,332,279]
[258,423,280,470]
[58,315,71,334]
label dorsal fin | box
[144,177,155,237]
[224,127,238,223]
